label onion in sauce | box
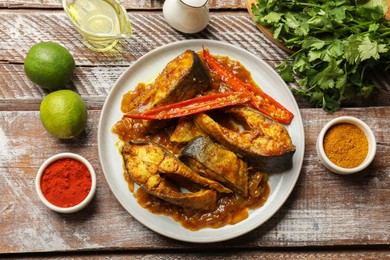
[113,51,271,230]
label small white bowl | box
[316,116,376,174]
[36,152,97,213]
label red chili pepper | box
[124,92,251,120]
[202,47,294,125]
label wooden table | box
[1,1,389,258]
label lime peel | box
[24,42,75,90]
[40,90,87,139]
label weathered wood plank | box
[0,64,125,111]
[4,249,390,259]
[0,10,287,65]
[1,0,389,257]
[1,107,389,253]
[0,0,246,9]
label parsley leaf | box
[358,35,388,61]
[251,0,390,113]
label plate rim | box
[98,39,305,243]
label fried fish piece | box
[170,117,206,143]
[194,106,296,172]
[121,50,210,133]
[181,137,248,196]
[148,50,210,108]
[122,141,231,210]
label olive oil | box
[63,0,132,51]
[68,0,121,34]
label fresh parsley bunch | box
[252,0,390,112]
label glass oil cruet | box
[63,0,132,52]
[163,0,209,34]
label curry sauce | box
[133,173,269,230]
[112,50,287,230]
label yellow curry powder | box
[323,123,368,168]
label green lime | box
[40,90,87,139]
[24,42,75,90]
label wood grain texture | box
[0,10,288,65]
[1,108,389,253]
[1,1,390,257]
[3,250,390,259]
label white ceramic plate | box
[98,39,305,243]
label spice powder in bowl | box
[36,152,97,213]
[317,116,376,174]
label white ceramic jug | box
[163,0,209,34]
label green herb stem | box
[252,0,390,113]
